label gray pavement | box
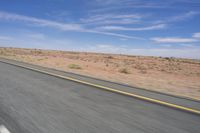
[0,60,200,133]
[1,57,200,111]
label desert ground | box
[1,47,200,99]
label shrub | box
[105,56,113,59]
[119,68,130,74]
[68,64,82,69]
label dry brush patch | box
[68,64,82,69]
[119,68,131,74]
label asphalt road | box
[0,61,200,133]
[1,57,200,111]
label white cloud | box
[0,11,82,31]
[97,24,166,31]
[193,32,200,38]
[86,30,143,39]
[151,32,200,44]
[151,37,198,43]
[114,14,142,19]
[88,19,139,25]
[80,13,143,25]
[82,14,142,22]
[170,11,199,22]
[154,11,199,24]
[0,11,141,40]
[93,0,168,10]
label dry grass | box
[68,64,82,69]
[1,47,200,99]
[119,68,130,74]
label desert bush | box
[68,64,82,69]
[164,57,171,60]
[119,68,130,74]
[32,49,42,55]
[105,56,113,59]
[0,50,4,55]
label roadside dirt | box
[1,47,200,99]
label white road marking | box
[0,125,10,133]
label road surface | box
[0,60,200,133]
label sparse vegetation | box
[119,68,130,74]
[68,64,82,69]
[105,56,114,59]
[1,47,200,99]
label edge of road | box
[0,57,200,116]
[1,57,200,103]
[39,65,200,102]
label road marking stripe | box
[0,125,11,133]
[1,60,200,115]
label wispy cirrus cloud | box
[85,30,142,39]
[97,24,166,31]
[92,0,169,12]
[0,11,82,31]
[0,11,140,39]
[93,0,200,11]
[193,32,200,38]
[80,12,163,32]
[151,32,200,43]
[83,8,197,33]
[80,13,143,25]
[154,11,199,24]
[170,11,199,22]
[151,37,197,43]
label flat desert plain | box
[1,47,200,99]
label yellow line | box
[1,60,200,115]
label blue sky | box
[0,0,200,59]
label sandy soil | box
[1,47,200,99]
